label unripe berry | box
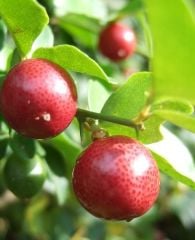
[98,22,136,61]
[0,59,77,139]
[72,136,160,221]
[4,154,46,198]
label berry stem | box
[76,108,144,131]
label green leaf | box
[138,115,163,144]
[9,133,36,160]
[100,76,195,144]
[0,0,49,57]
[0,138,8,159]
[88,79,111,112]
[100,72,162,143]
[116,0,143,17]
[101,72,152,118]
[0,20,5,50]
[152,152,195,189]
[154,110,195,132]
[59,13,101,48]
[148,127,195,189]
[44,133,81,179]
[43,144,66,177]
[33,45,109,81]
[144,0,195,104]
[151,97,194,114]
[150,97,195,132]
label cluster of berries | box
[0,22,160,221]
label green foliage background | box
[0,0,195,239]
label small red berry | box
[0,59,77,139]
[72,136,160,221]
[98,22,136,61]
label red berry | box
[72,136,160,221]
[0,59,77,139]
[98,22,136,61]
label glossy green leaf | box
[100,74,195,143]
[148,127,195,188]
[33,45,109,81]
[144,0,195,104]
[100,72,161,143]
[116,0,143,17]
[154,110,195,132]
[142,97,195,142]
[88,79,111,112]
[0,138,8,159]
[43,144,66,177]
[44,133,81,179]
[0,0,49,57]
[8,48,21,71]
[0,20,5,50]
[9,133,36,160]
[152,151,195,189]
[151,97,195,132]
[151,97,194,114]
[59,13,101,48]
[101,72,152,118]
[137,115,163,144]
[0,118,10,137]
[35,141,46,157]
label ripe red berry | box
[98,22,136,61]
[0,59,77,139]
[72,136,160,221]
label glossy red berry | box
[98,22,136,61]
[72,136,160,221]
[0,59,77,139]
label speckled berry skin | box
[98,22,136,61]
[72,136,160,221]
[0,59,77,139]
